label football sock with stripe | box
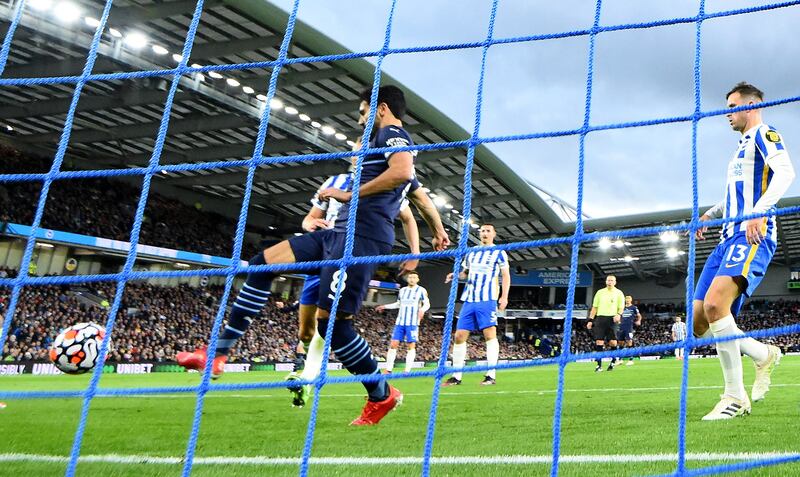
[318,318,388,402]
[216,253,273,357]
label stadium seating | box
[0,146,258,258]
[3,264,799,365]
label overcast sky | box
[272,0,800,219]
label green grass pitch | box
[1,357,799,476]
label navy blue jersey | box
[334,126,417,244]
[620,305,639,326]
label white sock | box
[452,342,467,381]
[385,348,397,372]
[710,315,747,401]
[405,348,416,373]
[735,324,769,365]
[485,338,499,379]
[299,332,325,382]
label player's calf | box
[318,317,389,403]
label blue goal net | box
[2,0,800,476]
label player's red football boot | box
[350,385,403,426]
[176,348,227,379]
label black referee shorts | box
[592,315,618,342]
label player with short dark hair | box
[618,295,642,366]
[693,82,794,420]
[177,85,450,426]
[377,270,430,374]
[443,224,510,386]
[672,316,688,361]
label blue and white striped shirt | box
[672,321,687,341]
[460,249,509,303]
[311,172,411,227]
[709,124,789,243]
[392,286,429,327]
[311,173,352,226]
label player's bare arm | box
[319,151,414,202]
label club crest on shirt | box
[765,130,781,143]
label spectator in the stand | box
[0,146,259,258]
[2,267,799,365]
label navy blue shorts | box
[289,229,391,316]
[617,325,634,342]
[299,275,320,306]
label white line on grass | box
[113,382,800,399]
[1,452,799,466]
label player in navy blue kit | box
[286,139,443,408]
[617,295,642,366]
[178,85,450,426]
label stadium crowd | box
[0,146,258,258]
[3,265,800,365]
[0,274,542,363]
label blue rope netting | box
[2,0,800,476]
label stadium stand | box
[0,145,260,257]
[3,263,799,365]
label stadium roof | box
[2,0,799,281]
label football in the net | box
[49,322,107,374]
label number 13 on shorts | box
[725,244,750,265]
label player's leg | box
[594,339,605,372]
[445,304,476,386]
[404,340,416,374]
[625,335,635,364]
[481,324,498,385]
[702,275,750,420]
[286,298,321,407]
[316,235,401,425]
[385,337,401,373]
[731,239,781,402]
[446,329,470,385]
[296,276,321,362]
[403,326,419,373]
[608,331,619,370]
[592,316,608,372]
[299,327,325,382]
[294,304,318,371]
[692,241,723,343]
[177,238,306,378]
[730,291,771,368]
[295,275,325,384]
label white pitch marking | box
[1,452,799,466]
[108,382,800,399]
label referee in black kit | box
[587,275,625,372]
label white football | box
[49,322,107,374]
